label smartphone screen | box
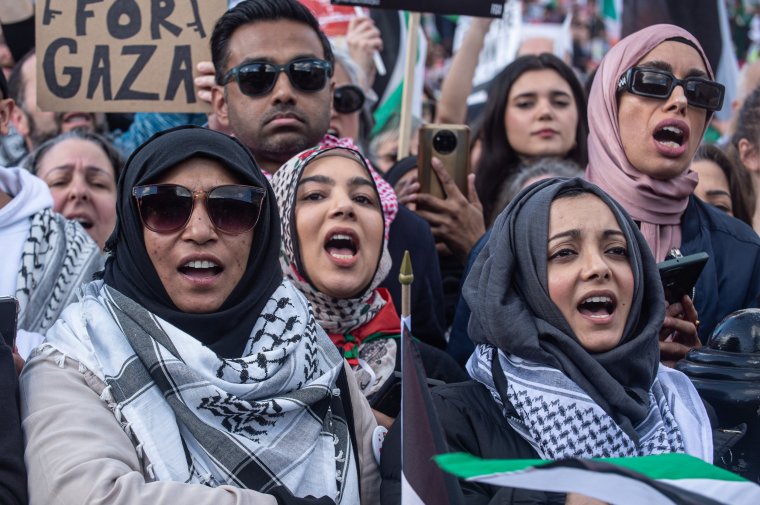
[0,296,19,348]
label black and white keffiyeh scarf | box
[468,345,685,459]
[16,208,103,333]
[47,280,359,502]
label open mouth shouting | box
[70,215,94,230]
[178,258,224,282]
[60,112,95,131]
[324,229,360,267]
[652,120,690,157]
[577,292,618,323]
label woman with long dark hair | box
[475,53,589,225]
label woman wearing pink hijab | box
[586,24,760,359]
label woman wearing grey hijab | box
[432,177,712,502]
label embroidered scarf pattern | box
[468,345,685,459]
[63,281,359,502]
[272,146,393,335]
[15,209,103,333]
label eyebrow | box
[239,54,321,66]
[704,189,731,198]
[512,90,571,100]
[42,164,112,177]
[638,60,708,78]
[548,229,625,243]
[298,175,375,188]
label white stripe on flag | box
[660,478,760,505]
[401,473,426,505]
[471,466,679,505]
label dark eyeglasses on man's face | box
[223,58,333,97]
[133,184,266,235]
[616,67,725,112]
[333,84,365,114]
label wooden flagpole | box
[399,250,414,318]
[396,12,421,161]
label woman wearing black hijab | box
[20,126,379,505]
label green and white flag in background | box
[435,452,760,505]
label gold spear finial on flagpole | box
[399,250,414,318]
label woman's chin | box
[315,276,372,300]
[575,331,624,353]
[170,295,226,314]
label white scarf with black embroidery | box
[45,280,359,503]
[468,345,686,459]
[16,209,103,333]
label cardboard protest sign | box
[36,0,227,113]
[330,0,506,18]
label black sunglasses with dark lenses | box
[133,184,266,235]
[333,84,365,114]
[223,58,333,97]
[617,67,725,111]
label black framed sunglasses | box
[333,84,365,114]
[616,67,725,111]
[223,58,333,97]
[133,184,266,235]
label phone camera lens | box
[433,129,457,154]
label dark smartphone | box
[0,296,19,348]
[657,252,709,305]
[417,124,470,199]
[370,374,401,418]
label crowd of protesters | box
[2,0,760,503]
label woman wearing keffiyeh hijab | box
[420,177,712,503]
[271,146,465,420]
[585,24,760,347]
[20,126,379,505]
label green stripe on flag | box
[435,453,550,479]
[602,0,617,19]
[435,452,747,483]
[371,84,403,137]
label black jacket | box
[380,380,565,504]
[680,196,760,342]
[382,206,447,348]
[0,346,28,505]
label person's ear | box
[0,98,14,136]
[738,137,760,174]
[211,84,230,129]
[9,102,29,137]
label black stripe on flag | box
[401,321,464,504]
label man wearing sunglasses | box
[209,0,447,348]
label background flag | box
[370,10,427,136]
[436,452,760,505]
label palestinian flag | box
[400,317,463,504]
[602,0,623,44]
[621,0,738,121]
[368,10,427,136]
[435,452,760,505]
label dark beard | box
[27,113,59,149]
